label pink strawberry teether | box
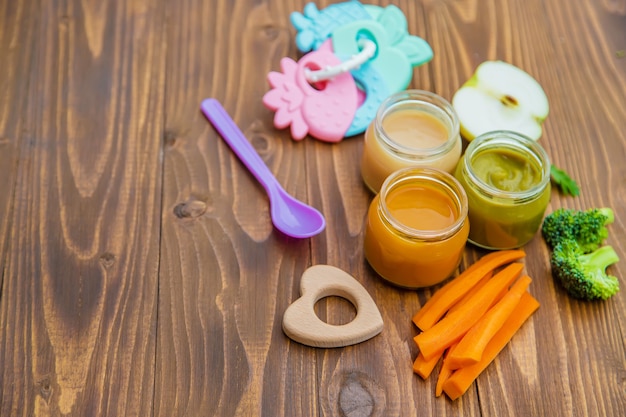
[262,41,359,142]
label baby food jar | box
[361,90,462,194]
[454,130,551,250]
[364,167,469,288]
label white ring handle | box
[304,39,377,83]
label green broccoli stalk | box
[542,207,614,253]
[550,240,620,300]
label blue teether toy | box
[344,62,389,137]
[290,1,372,53]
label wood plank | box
[155,1,320,416]
[305,1,460,415]
[0,0,41,412]
[0,0,167,415]
[0,0,38,292]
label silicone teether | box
[282,265,384,348]
[332,14,433,94]
[290,1,372,53]
[262,41,359,142]
[343,60,389,137]
[304,38,377,83]
[373,5,434,67]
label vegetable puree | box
[364,168,469,288]
[471,150,541,192]
[455,131,550,249]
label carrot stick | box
[412,257,495,328]
[446,275,532,369]
[412,351,442,379]
[412,252,501,327]
[413,262,524,360]
[442,292,540,401]
[414,273,486,379]
[413,273,488,380]
[412,250,525,331]
[447,270,493,315]
[435,344,458,397]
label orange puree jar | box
[361,90,462,194]
[364,167,469,288]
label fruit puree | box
[381,110,449,149]
[364,167,469,288]
[361,90,462,194]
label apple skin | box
[452,61,549,141]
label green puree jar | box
[454,130,551,249]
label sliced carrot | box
[413,262,524,361]
[412,252,500,327]
[412,255,495,328]
[435,344,458,397]
[413,274,485,380]
[447,270,493,315]
[412,250,525,331]
[442,292,540,401]
[414,284,479,381]
[412,351,442,379]
[446,275,532,369]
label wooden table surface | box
[1,0,625,416]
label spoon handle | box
[201,98,279,193]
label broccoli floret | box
[542,207,614,252]
[550,240,620,300]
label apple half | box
[452,61,549,141]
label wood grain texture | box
[0,0,625,416]
[0,0,37,294]
[0,0,166,415]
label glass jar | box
[454,130,551,250]
[360,90,462,194]
[364,167,469,288]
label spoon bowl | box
[269,186,326,238]
[201,98,326,238]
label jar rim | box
[378,167,468,241]
[374,90,460,159]
[462,130,551,201]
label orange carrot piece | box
[412,257,495,328]
[447,270,493,315]
[412,253,500,327]
[435,345,458,397]
[412,250,525,331]
[414,262,524,361]
[413,272,487,381]
[442,292,540,401]
[446,275,533,369]
[413,351,442,379]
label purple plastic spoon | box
[201,98,326,238]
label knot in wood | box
[339,376,375,417]
[261,24,281,40]
[37,377,53,401]
[174,199,207,219]
[99,252,116,269]
[163,129,178,148]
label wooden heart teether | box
[282,265,383,348]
